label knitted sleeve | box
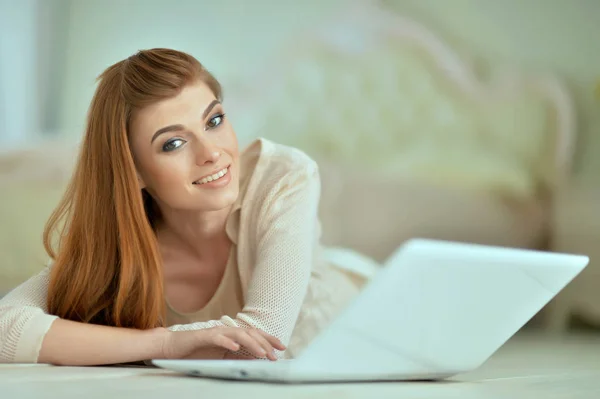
[0,265,58,363]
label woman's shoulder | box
[241,137,318,179]
[241,138,317,174]
[237,138,320,213]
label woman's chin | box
[195,187,240,212]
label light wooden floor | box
[2,331,599,398]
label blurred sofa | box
[225,2,573,259]
[549,182,600,331]
[315,161,549,264]
[0,142,73,294]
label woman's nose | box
[194,139,221,165]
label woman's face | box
[129,80,240,214]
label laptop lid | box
[295,239,588,375]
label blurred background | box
[1,0,599,334]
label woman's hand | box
[160,326,286,361]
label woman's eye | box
[162,138,185,152]
[206,113,225,129]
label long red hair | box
[43,48,222,329]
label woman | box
[0,48,376,365]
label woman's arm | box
[38,320,282,365]
[168,159,321,358]
[1,265,59,363]
[37,319,166,365]
[1,267,282,365]
[0,266,164,365]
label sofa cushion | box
[317,162,548,263]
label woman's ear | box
[136,172,147,190]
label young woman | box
[0,48,376,365]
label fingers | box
[205,327,286,360]
[230,330,272,359]
[247,329,277,361]
[256,329,287,351]
[212,333,241,352]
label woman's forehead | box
[130,82,217,136]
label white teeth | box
[194,167,228,185]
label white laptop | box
[152,238,589,383]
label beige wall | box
[56,0,344,144]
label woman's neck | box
[155,205,233,261]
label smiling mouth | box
[192,166,229,185]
